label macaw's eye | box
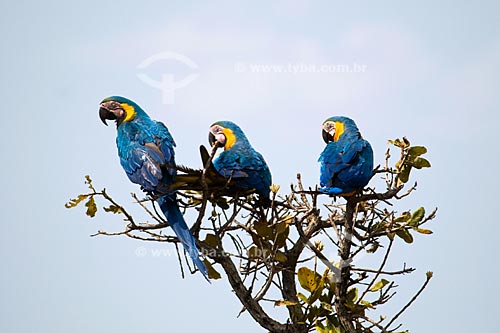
[110,101,122,110]
[323,122,335,133]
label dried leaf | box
[85,175,95,192]
[414,227,433,234]
[65,194,89,209]
[85,196,97,218]
[103,205,122,214]
[297,267,322,293]
[269,184,280,194]
[274,300,298,307]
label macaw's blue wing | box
[117,121,176,192]
[319,138,373,195]
[214,149,272,198]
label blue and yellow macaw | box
[208,121,272,204]
[319,116,373,196]
[99,96,209,281]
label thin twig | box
[385,272,433,330]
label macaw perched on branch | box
[319,116,374,196]
[207,121,272,205]
[98,96,209,281]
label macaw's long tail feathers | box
[157,195,210,282]
[163,164,203,191]
[168,146,228,192]
[166,163,202,175]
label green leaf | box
[85,196,97,218]
[297,292,309,304]
[309,268,330,304]
[320,301,333,312]
[274,233,289,249]
[326,314,340,326]
[360,300,375,309]
[275,221,289,235]
[370,279,390,292]
[346,288,358,304]
[298,267,322,293]
[248,246,271,260]
[397,164,412,185]
[366,242,379,253]
[307,305,320,322]
[371,222,386,233]
[65,194,89,209]
[411,157,431,169]
[396,229,414,243]
[408,207,425,226]
[315,321,328,333]
[103,205,122,214]
[254,219,272,239]
[408,146,427,157]
[274,251,287,263]
[203,259,221,280]
[204,234,218,247]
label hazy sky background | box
[1,1,499,332]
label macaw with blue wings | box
[319,116,373,196]
[208,121,272,205]
[99,96,209,281]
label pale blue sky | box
[1,1,499,332]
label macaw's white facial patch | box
[210,125,227,145]
[323,121,336,137]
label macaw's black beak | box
[208,132,216,147]
[99,106,116,126]
[322,129,334,144]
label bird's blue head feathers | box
[209,120,249,150]
[99,96,149,126]
[322,116,361,143]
